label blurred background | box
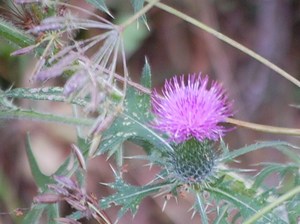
[0,0,300,223]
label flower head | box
[152,74,232,143]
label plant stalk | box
[227,117,300,135]
[148,1,300,88]
[244,185,300,224]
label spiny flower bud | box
[167,138,217,184]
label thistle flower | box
[152,74,232,143]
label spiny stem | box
[244,185,300,224]
[149,1,300,88]
[119,0,160,30]
[195,192,209,224]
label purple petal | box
[151,74,233,143]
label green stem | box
[0,17,35,47]
[244,185,300,224]
[195,192,209,224]
[0,109,93,126]
[149,1,300,88]
[120,0,160,30]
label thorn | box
[191,210,196,219]
[99,182,110,187]
[71,144,86,171]
[120,164,129,174]
[113,217,120,224]
[155,174,165,180]
[143,162,153,169]
[109,163,118,177]
[89,134,101,157]
[187,205,193,213]
[204,204,209,212]
[144,20,150,31]
[162,200,167,212]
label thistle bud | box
[167,138,217,184]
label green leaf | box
[121,17,148,55]
[193,192,209,224]
[275,145,300,164]
[47,204,59,224]
[220,141,295,163]
[21,204,47,224]
[22,136,88,224]
[244,185,300,224]
[67,211,85,221]
[99,60,173,155]
[0,92,17,109]
[0,87,88,107]
[213,205,229,224]
[130,0,147,24]
[131,0,145,12]
[252,163,298,190]
[141,57,151,88]
[0,108,93,126]
[0,17,35,47]
[207,183,285,224]
[0,170,21,223]
[100,175,171,218]
[286,169,300,223]
[286,193,300,223]
[25,134,50,190]
[84,0,113,17]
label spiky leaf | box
[99,60,173,155]
[0,17,34,47]
[221,141,296,163]
[207,180,285,224]
[213,205,229,224]
[0,108,93,126]
[84,0,113,17]
[252,163,298,190]
[22,137,88,224]
[100,176,171,218]
[25,134,50,190]
[130,0,147,25]
[0,87,88,107]
[21,204,47,224]
[193,192,209,224]
[47,204,59,224]
[286,192,300,223]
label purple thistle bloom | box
[152,74,232,143]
